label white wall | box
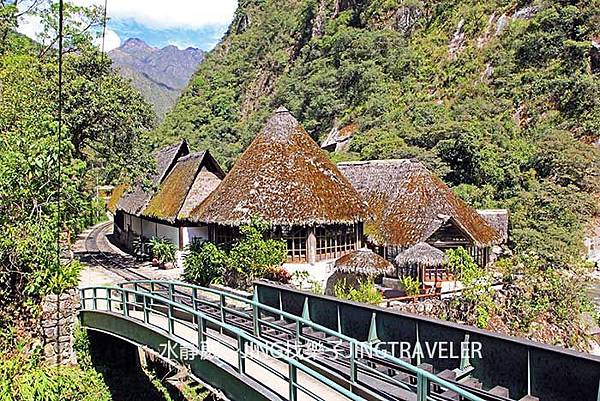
[142,218,157,238]
[182,226,209,248]
[156,222,179,247]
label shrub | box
[263,266,292,284]
[334,278,383,305]
[401,276,420,296]
[149,237,177,264]
[446,247,494,329]
[227,217,287,282]
[183,240,227,286]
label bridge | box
[79,280,600,401]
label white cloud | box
[75,0,237,30]
[16,13,44,42]
[95,28,121,51]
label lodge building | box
[110,140,225,253]
[109,107,507,277]
[185,107,369,264]
[337,159,507,275]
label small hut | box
[326,248,393,295]
[395,242,448,286]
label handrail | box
[115,280,486,401]
[80,285,366,401]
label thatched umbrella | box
[395,242,446,268]
[325,248,393,295]
[334,248,394,276]
[395,242,447,285]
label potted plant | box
[149,237,177,269]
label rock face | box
[109,38,205,119]
[40,289,80,365]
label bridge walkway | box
[79,280,531,401]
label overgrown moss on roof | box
[143,153,203,223]
[142,151,224,223]
[116,140,189,215]
[107,183,128,214]
[338,160,501,247]
[188,107,369,226]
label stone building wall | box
[40,288,80,365]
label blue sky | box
[17,0,238,51]
[108,18,229,50]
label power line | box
[100,0,108,55]
[57,0,63,263]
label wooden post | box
[307,227,316,265]
[178,226,184,250]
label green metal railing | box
[81,281,486,401]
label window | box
[315,224,357,261]
[279,226,308,263]
[213,225,239,248]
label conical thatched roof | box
[338,159,501,247]
[334,248,394,276]
[188,107,369,226]
[395,242,446,267]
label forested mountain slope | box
[158,0,600,348]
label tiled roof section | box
[477,209,509,243]
[338,159,501,247]
[142,151,224,223]
[188,107,369,226]
[116,140,189,215]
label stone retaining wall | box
[40,288,80,365]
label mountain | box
[109,38,205,119]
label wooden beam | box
[307,227,316,265]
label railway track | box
[80,221,152,282]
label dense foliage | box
[160,0,599,346]
[0,2,154,323]
[184,218,287,289]
[0,2,156,397]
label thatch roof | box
[334,248,394,276]
[338,159,501,247]
[116,140,189,215]
[477,209,509,243]
[142,151,224,223]
[188,107,369,226]
[107,183,128,214]
[395,242,447,267]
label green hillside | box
[158,0,600,347]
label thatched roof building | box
[142,151,225,223]
[334,248,394,276]
[395,242,446,268]
[337,159,501,248]
[477,209,509,243]
[188,107,368,226]
[114,140,189,216]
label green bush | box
[184,217,287,290]
[401,276,420,296]
[0,344,110,401]
[183,240,227,287]
[149,237,177,265]
[447,247,494,329]
[334,278,383,305]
